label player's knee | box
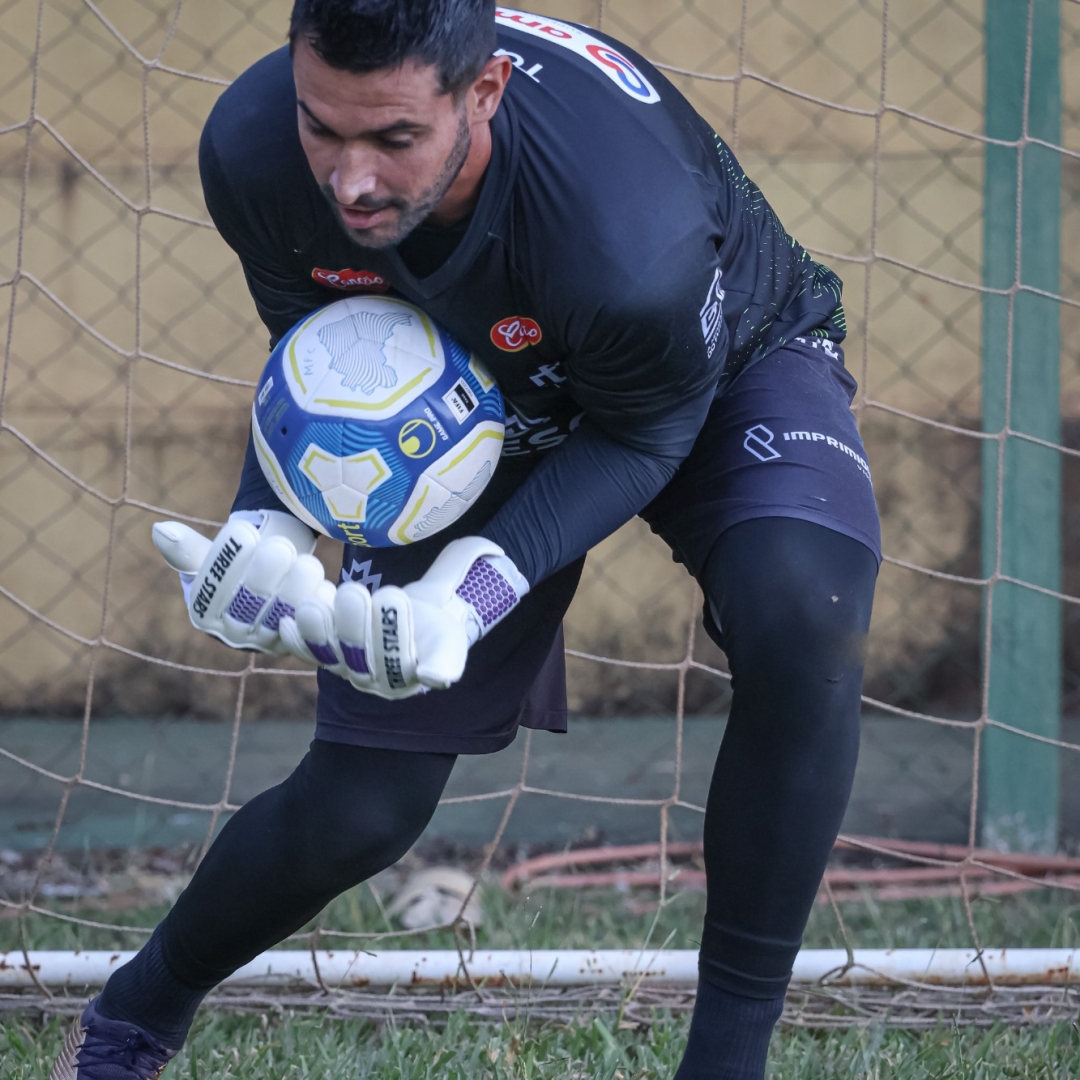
[706,518,877,688]
[342,789,437,870]
[278,746,448,889]
[279,786,432,892]
[740,581,867,685]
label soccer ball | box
[251,296,504,547]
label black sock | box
[96,925,208,1050]
[673,978,784,1080]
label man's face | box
[293,39,473,249]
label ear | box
[466,54,513,124]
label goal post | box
[4,948,1080,990]
[980,0,1064,855]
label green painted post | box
[980,0,1062,853]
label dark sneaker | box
[49,998,177,1080]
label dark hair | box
[289,0,496,96]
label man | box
[50,2,879,1078]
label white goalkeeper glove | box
[282,537,530,699]
[151,509,332,656]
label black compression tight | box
[138,516,874,1005]
[159,743,456,988]
[695,516,876,997]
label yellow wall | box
[0,0,1077,716]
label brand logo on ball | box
[311,267,390,293]
[398,418,438,458]
[257,375,274,407]
[443,378,479,423]
[491,317,542,352]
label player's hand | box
[398,537,530,688]
[151,509,330,656]
[278,576,427,701]
[288,537,529,700]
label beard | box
[324,109,473,250]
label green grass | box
[4,884,1080,1077]
[6,878,1080,954]
[3,1009,1080,1078]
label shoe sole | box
[48,1016,84,1080]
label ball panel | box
[430,422,505,491]
[250,403,328,536]
[285,297,446,420]
[322,485,367,521]
[306,446,393,526]
[299,445,343,490]
[388,422,505,546]
[386,477,455,546]
[341,450,392,494]
[467,354,497,395]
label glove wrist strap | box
[453,554,530,644]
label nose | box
[329,148,380,205]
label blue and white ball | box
[251,296,504,547]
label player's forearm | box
[481,396,712,587]
[231,427,290,516]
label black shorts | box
[315,338,881,754]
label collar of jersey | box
[382,95,520,300]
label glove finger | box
[335,582,374,680]
[411,602,468,690]
[371,586,418,695]
[261,553,326,635]
[278,615,318,664]
[242,537,297,595]
[187,520,261,631]
[295,594,342,668]
[152,522,212,575]
[279,554,327,604]
[222,537,298,635]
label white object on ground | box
[386,867,484,931]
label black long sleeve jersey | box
[203,10,846,586]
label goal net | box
[1,0,1080,1028]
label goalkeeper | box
[50,2,880,1078]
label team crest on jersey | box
[491,316,543,352]
[495,9,661,104]
[312,267,391,293]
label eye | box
[380,137,413,151]
[302,116,336,140]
